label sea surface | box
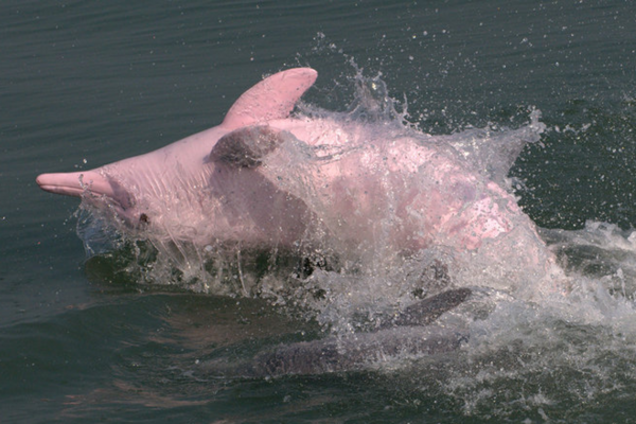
[3,1,636,422]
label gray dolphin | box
[202,288,471,377]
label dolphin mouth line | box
[36,179,85,196]
[36,171,118,199]
[36,172,133,217]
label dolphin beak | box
[36,171,116,198]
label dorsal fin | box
[387,288,472,328]
[222,68,317,130]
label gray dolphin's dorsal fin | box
[379,288,472,330]
[221,68,318,130]
[210,125,287,168]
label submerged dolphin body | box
[36,67,563,295]
[202,288,472,377]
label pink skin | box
[262,117,523,253]
[36,68,539,256]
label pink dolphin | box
[36,68,562,293]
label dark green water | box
[3,1,636,422]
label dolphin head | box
[36,67,319,240]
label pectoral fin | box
[209,125,288,168]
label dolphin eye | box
[139,213,150,224]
